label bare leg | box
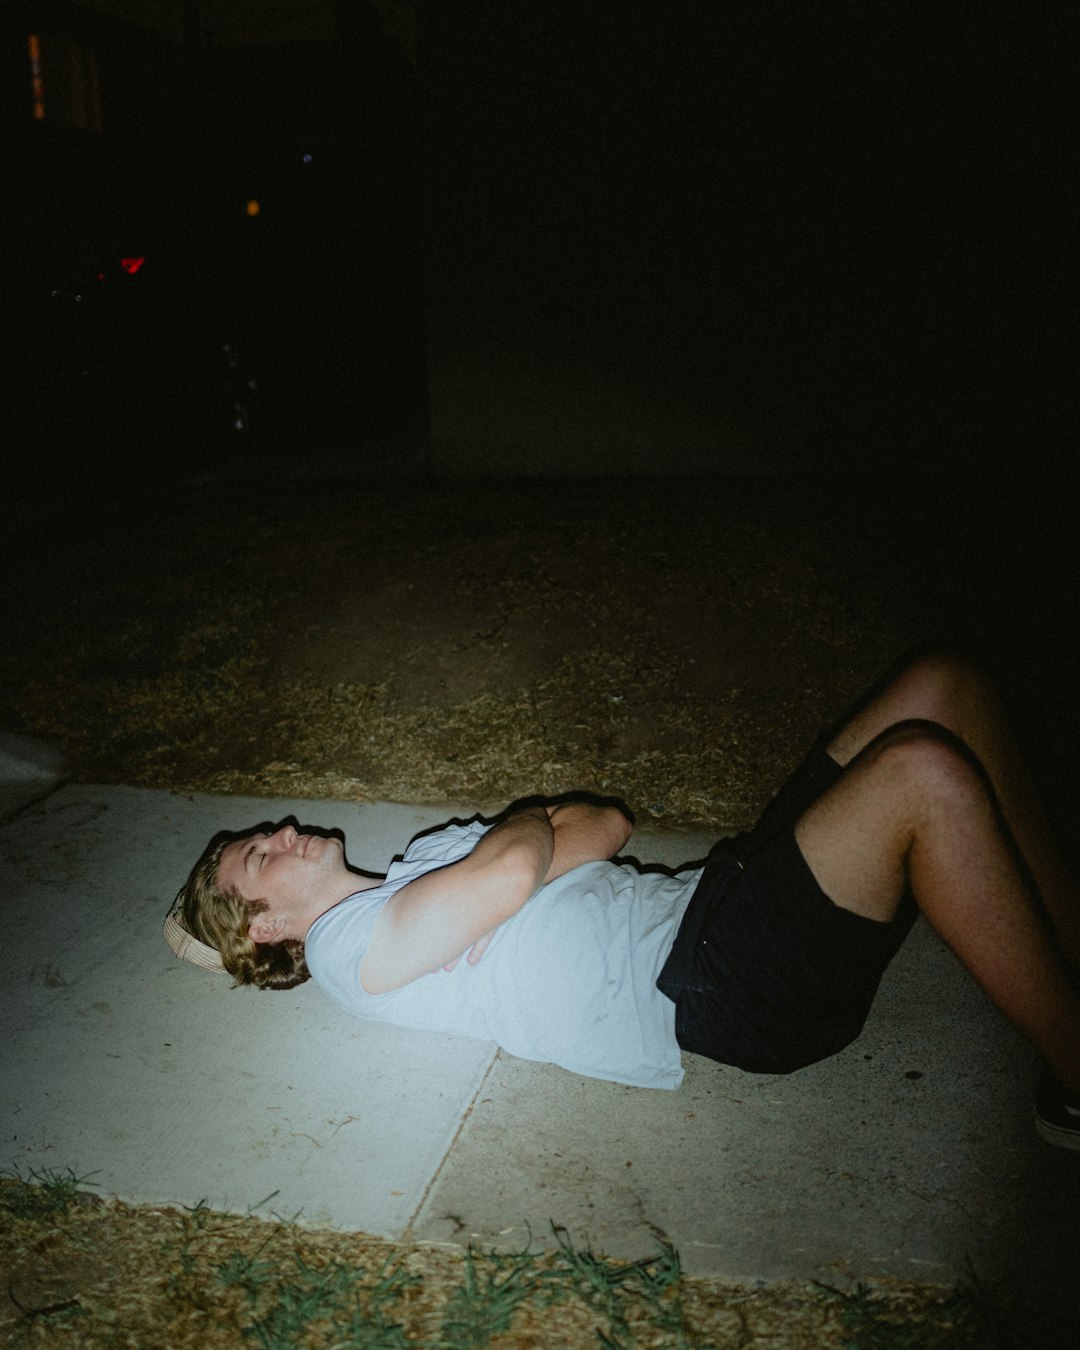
[795,724,1080,1094]
[822,652,1080,974]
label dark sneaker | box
[1034,1071,1080,1151]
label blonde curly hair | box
[179,833,310,990]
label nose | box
[268,824,297,852]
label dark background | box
[422,0,1075,478]
[5,0,1074,482]
[5,0,424,474]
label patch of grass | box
[243,1253,364,1348]
[813,1272,1024,1350]
[545,1224,707,1349]
[0,1165,98,1218]
[329,1252,417,1350]
[208,1238,417,1350]
[623,1241,699,1349]
[551,1225,638,1345]
[439,1243,545,1348]
[0,1174,1055,1349]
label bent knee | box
[863,724,989,809]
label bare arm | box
[360,806,554,994]
[544,800,633,881]
[360,799,633,994]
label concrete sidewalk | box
[2,740,1077,1320]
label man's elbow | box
[610,807,634,855]
[579,803,634,858]
[547,800,634,860]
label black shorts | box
[656,740,918,1074]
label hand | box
[442,927,497,972]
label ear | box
[248,912,287,945]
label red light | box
[120,257,145,275]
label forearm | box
[480,804,555,895]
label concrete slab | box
[0,785,499,1232]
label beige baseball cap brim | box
[164,900,227,974]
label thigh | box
[794,749,911,923]
[795,722,978,923]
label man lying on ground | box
[169,651,1080,1149]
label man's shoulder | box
[399,817,491,868]
[308,820,491,958]
[307,884,389,948]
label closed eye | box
[244,831,273,874]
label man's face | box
[217,823,352,939]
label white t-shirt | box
[304,820,701,1090]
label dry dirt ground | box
[2,467,1076,1346]
[6,474,916,825]
[6,470,1076,829]
[0,1174,1029,1348]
